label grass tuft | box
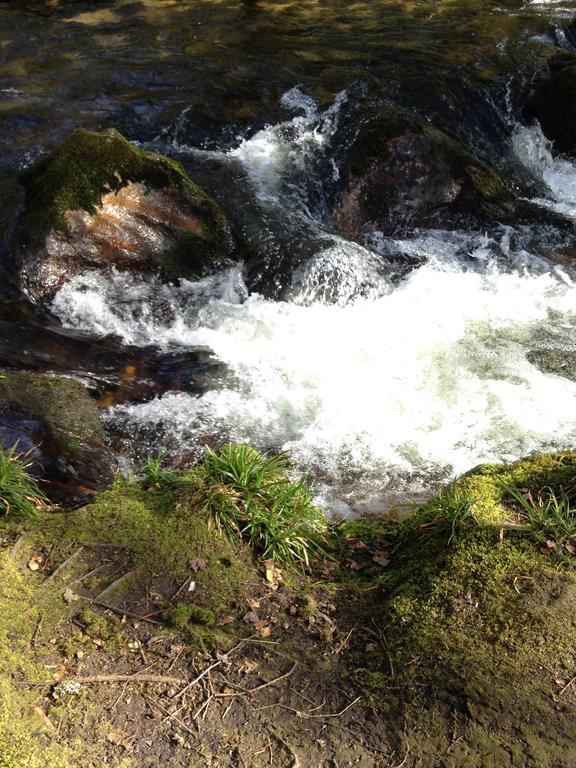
[501,481,576,556]
[198,444,327,569]
[399,484,476,545]
[0,444,48,519]
[140,455,178,490]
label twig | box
[166,646,184,673]
[31,615,43,648]
[109,682,129,710]
[18,673,184,687]
[94,571,134,601]
[388,747,410,768]
[192,694,214,721]
[9,533,26,561]
[81,596,162,625]
[560,674,576,697]
[215,662,298,699]
[170,639,247,702]
[333,628,354,655]
[268,728,300,768]
[68,562,109,586]
[254,696,361,719]
[143,695,196,738]
[171,659,223,702]
[42,547,84,585]
[171,576,193,601]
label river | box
[2,0,576,515]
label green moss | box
[77,608,120,643]
[167,604,216,629]
[66,480,256,618]
[338,452,576,766]
[0,371,103,444]
[16,128,226,248]
[0,552,80,768]
[457,451,576,524]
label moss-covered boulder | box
[339,450,576,766]
[524,52,576,156]
[334,113,516,242]
[0,371,114,501]
[13,128,241,302]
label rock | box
[333,114,516,241]
[13,128,241,302]
[524,52,576,156]
[0,371,115,502]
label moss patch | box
[65,479,257,618]
[334,451,576,766]
[0,371,104,444]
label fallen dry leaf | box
[259,626,272,638]
[107,731,124,746]
[372,551,389,567]
[27,555,44,572]
[190,557,209,572]
[63,587,80,604]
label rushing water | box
[2,0,576,513]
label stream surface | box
[2,0,576,514]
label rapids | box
[3,0,576,513]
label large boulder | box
[0,371,115,503]
[524,52,576,156]
[334,114,516,241]
[13,128,241,302]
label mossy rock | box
[13,128,241,301]
[334,112,516,241]
[0,370,114,500]
[339,451,576,766]
[524,52,576,156]
[458,450,576,524]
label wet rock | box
[0,371,115,503]
[12,128,241,302]
[524,52,576,156]
[333,114,516,241]
[527,348,576,382]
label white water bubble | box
[512,121,576,218]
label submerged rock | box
[334,114,516,241]
[0,371,114,502]
[12,128,241,302]
[524,52,576,156]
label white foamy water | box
[52,259,576,514]
[50,95,576,514]
[512,122,576,217]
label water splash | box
[52,259,576,514]
[512,122,576,218]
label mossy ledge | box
[2,449,576,766]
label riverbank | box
[3,446,576,767]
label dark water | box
[2,0,576,512]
